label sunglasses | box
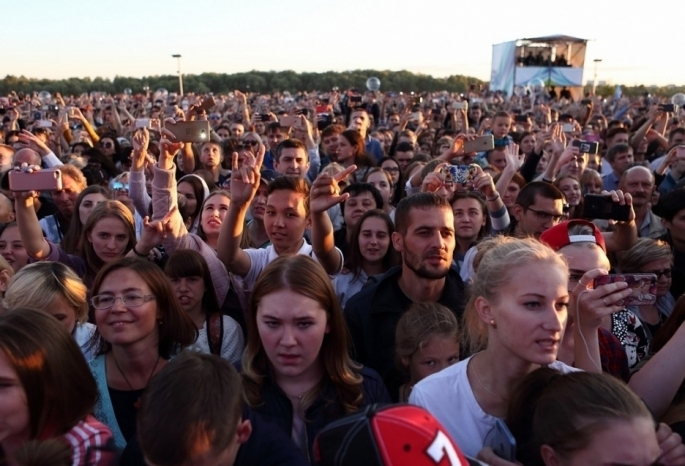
[100,141,113,149]
[646,269,672,279]
[243,140,259,146]
[111,182,129,191]
[209,115,221,120]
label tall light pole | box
[592,58,602,95]
[172,54,183,96]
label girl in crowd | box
[410,237,578,457]
[395,302,460,402]
[451,192,491,269]
[333,210,399,307]
[242,255,390,459]
[165,249,244,363]
[61,185,111,255]
[16,192,140,289]
[336,130,376,182]
[4,262,95,360]
[177,174,209,234]
[581,168,603,194]
[500,368,685,466]
[518,131,536,156]
[0,308,114,465]
[89,257,197,449]
[363,167,396,220]
[0,222,28,273]
[555,175,583,219]
[379,156,404,205]
[494,171,526,216]
[618,238,676,337]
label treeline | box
[0,70,483,96]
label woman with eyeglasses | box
[618,238,676,338]
[89,257,197,449]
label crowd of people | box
[0,84,684,465]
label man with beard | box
[344,192,465,401]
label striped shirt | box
[61,415,115,466]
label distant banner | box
[514,67,584,87]
[490,41,516,96]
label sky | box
[1,0,682,88]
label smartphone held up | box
[8,168,63,192]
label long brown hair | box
[0,309,98,444]
[345,209,399,280]
[90,257,198,358]
[164,249,220,316]
[62,185,112,255]
[241,255,363,413]
[82,200,136,279]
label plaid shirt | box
[599,327,631,382]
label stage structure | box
[490,35,588,100]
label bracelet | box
[132,246,148,258]
[486,193,500,202]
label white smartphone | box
[135,118,151,129]
[562,123,575,132]
[452,101,468,110]
[37,120,52,128]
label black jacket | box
[659,231,685,300]
[120,408,309,466]
[344,266,466,401]
[252,366,390,463]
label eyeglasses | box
[646,268,672,279]
[91,293,156,310]
[525,207,566,223]
[209,115,221,120]
[111,182,129,191]
[383,167,400,173]
[243,140,259,146]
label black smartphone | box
[349,95,362,104]
[581,99,592,105]
[658,103,676,112]
[514,114,528,123]
[572,139,599,155]
[296,108,309,117]
[582,194,631,221]
[259,114,271,122]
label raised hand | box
[137,206,178,253]
[572,268,632,330]
[309,165,356,214]
[504,142,523,171]
[471,164,497,197]
[230,147,264,207]
[422,163,448,193]
[17,130,51,156]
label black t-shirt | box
[108,386,144,442]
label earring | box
[157,319,163,326]
[490,319,497,328]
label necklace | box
[112,353,161,391]
[471,355,509,401]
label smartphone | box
[440,164,478,184]
[572,139,599,155]
[349,95,362,104]
[593,274,658,306]
[452,101,468,110]
[296,108,309,117]
[562,123,575,133]
[676,145,685,159]
[37,120,52,128]
[658,103,677,113]
[279,115,299,127]
[259,113,271,122]
[165,120,210,143]
[514,114,529,123]
[582,194,631,221]
[135,118,151,129]
[581,99,592,105]
[195,96,216,113]
[9,169,63,192]
[484,419,516,462]
[315,105,329,114]
[464,135,495,153]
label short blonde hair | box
[57,164,87,190]
[5,262,88,324]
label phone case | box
[279,116,298,127]
[582,194,631,221]
[166,120,211,143]
[8,169,63,192]
[464,136,494,153]
[484,419,516,462]
[593,274,658,306]
[196,96,216,112]
[441,165,478,184]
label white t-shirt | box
[242,239,343,290]
[190,315,244,364]
[333,269,369,308]
[409,355,579,457]
[74,322,97,362]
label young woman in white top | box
[409,236,578,458]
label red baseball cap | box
[313,404,479,466]
[539,219,606,253]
